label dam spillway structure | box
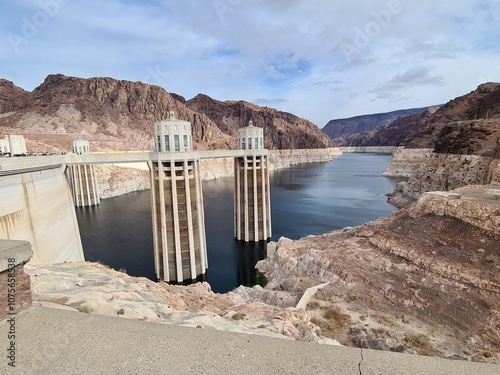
[66,139,100,206]
[234,121,272,242]
[148,111,208,283]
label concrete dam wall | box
[0,166,84,263]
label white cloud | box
[1,0,499,126]
[370,66,446,101]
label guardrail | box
[0,150,269,173]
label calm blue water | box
[76,153,400,293]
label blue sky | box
[1,0,499,126]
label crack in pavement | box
[358,348,364,375]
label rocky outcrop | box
[255,192,500,362]
[200,148,343,180]
[186,94,334,150]
[406,83,500,153]
[409,186,500,235]
[338,146,399,154]
[199,158,235,180]
[385,149,500,207]
[383,148,434,178]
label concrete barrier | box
[0,167,84,263]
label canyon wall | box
[200,148,343,180]
[384,148,500,207]
[382,148,434,178]
[268,148,341,170]
[338,146,398,154]
[96,164,150,199]
[0,167,84,263]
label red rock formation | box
[0,74,333,152]
[0,74,231,151]
[186,94,334,150]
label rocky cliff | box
[323,107,431,142]
[381,83,500,207]
[410,186,500,235]
[186,94,334,150]
[96,165,150,199]
[268,148,341,169]
[199,148,342,180]
[0,74,332,152]
[384,148,500,207]
[382,148,434,178]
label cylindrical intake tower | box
[234,121,272,242]
[66,139,100,206]
[149,112,207,283]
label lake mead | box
[76,153,401,293]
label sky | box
[1,0,500,126]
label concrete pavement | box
[0,305,497,375]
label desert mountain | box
[345,107,439,147]
[0,74,333,152]
[410,83,500,156]
[185,94,333,150]
[343,83,500,157]
[0,79,31,113]
[322,107,432,145]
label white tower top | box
[237,120,264,150]
[154,112,193,152]
[72,139,90,154]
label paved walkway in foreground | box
[0,305,497,375]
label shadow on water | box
[235,240,268,288]
[202,178,269,293]
[76,153,400,293]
